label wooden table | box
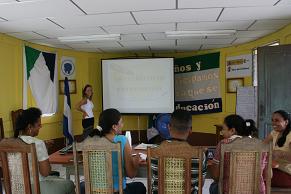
[49,147,148,179]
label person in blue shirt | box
[80,108,146,194]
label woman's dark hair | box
[89,108,121,137]
[224,114,257,137]
[82,84,92,100]
[14,107,42,138]
[274,110,291,147]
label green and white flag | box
[23,46,58,114]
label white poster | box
[60,56,76,79]
[226,54,252,78]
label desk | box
[49,148,147,179]
[49,151,78,179]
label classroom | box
[0,0,291,194]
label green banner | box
[174,52,222,115]
[174,52,220,74]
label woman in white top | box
[15,107,75,194]
[264,110,291,187]
[76,84,94,138]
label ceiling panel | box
[249,19,290,30]
[150,44,176,50]
[73,0,175,14]
[100,47,130,53]
[0,0,15,3]
[178,0,278,8]
[133,8,222,24]
[7,31,46,40]
[123,45,149,51]
[276,0,291,6]
[177,38,205,45]
[220,6,291,21]
[0,18,62,33]
[201,44,231,50]
[143,33,167,40]
[49,44,74,50]
[204,37,235,44]
[0,0,84,20]
[232,37,258,45]
[103,23,175,34]
[236,30,276,38]
[52,12,135,28]
[72,48,103,53]
[35,27,106,39]
[178,21,253,31]
[68,42,122,49]
[120,40,175,47]
[29,38,90,46]
[121,34,144,41]
[176,44,201,51]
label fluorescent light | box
[165,30,236,37]
[58,34,121,42]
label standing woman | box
[264,110,291,187]
[76,84,94,137]
[15,107,75,194]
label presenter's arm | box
[75,98,88,118]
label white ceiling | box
[0,0,290,53]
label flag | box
[63,77,74,144]
[23,46,58,114]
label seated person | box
[150,110,207,194]
[15,107,75,194]
[264,110,291,187]
[209,114,266,194]
[80,108,146,194]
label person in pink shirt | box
[209,114,266,194]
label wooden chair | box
[214,124,223,144]
[147,140,204,194]
[73,137,123,194]
[0,138,40,194]
[11,109,23,132]
[0,118,4,140]
[0,119,3,194]
[219,137,272,194]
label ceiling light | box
[58,34,121,42]
[165,30,236,37]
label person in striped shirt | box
[149,110,207,194]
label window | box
[252,41,279,86]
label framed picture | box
[59,80,77,94]
[227,78,244,93]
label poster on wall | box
[61,56,76,79]
[174,52,222,115]
[226,54,252,78]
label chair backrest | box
[73,137,123,194]
[11,109,23,132]
[147,140,204,194]
[0,138,40,194]
[0,118,4,140]
[219,137,272,194]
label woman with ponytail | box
[15,107,75,194]
[209,114,266,194]
[80,108,146,194]
[264,110,291,187]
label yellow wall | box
[1,23,291,140]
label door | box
[258,44,291,139]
